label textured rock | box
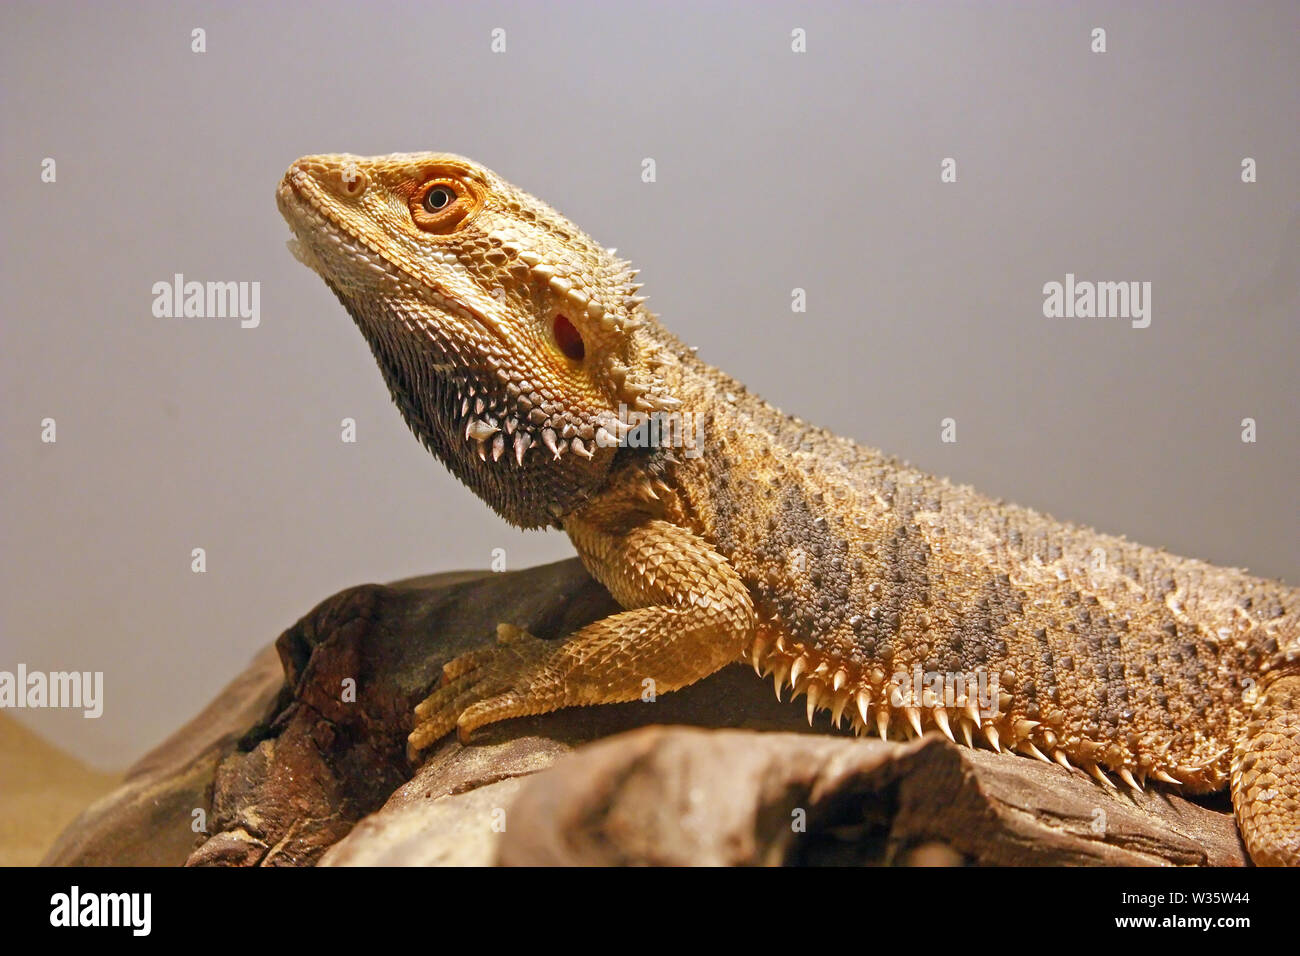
[496,727,1247,866]
[44,557,1248,866]
[42,645,284,866]
[321,778,526,866]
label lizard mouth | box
[276,169,510,344]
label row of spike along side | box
[746,633,1225,793]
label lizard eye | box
[424,186,454,211]
[410,176,478,234]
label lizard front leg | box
[407,516,755,754]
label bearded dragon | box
[277,151,1299,866]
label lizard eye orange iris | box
[410,176,478,234]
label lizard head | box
[277,152,678,528]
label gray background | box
[2,1,1296,770]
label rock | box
[321,778,527,866]
[496,727,1246,866]
[43,557,1248,866]
[41,645,284,866]
[501,728,918,866]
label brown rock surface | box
[41,645,284,866]
[499,727,1247,865]
[42,558,1249,866]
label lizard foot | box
[407,623,554,759]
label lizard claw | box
[407,624,551,757]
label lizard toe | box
[410,638,555,753]
[457,692,529,742]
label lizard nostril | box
[337,167,368,199]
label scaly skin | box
[278,152,1299,865]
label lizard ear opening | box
[553,313,585,360]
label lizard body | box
[278,152,1299,865]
